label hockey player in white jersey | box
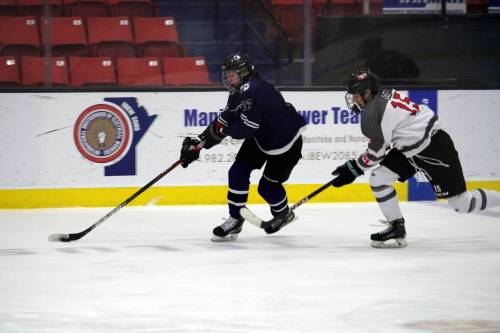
[330,69,500,248]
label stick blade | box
[48,233,70,242]
[240,207,264,228]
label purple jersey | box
[218,78,306,155]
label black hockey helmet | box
[345,69,380,112]
[347,68,380,95]
[221,52,257,90]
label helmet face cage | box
[221,52,254,91]
[221,67,251,91]
[220,69,235,92]
[345,93,362,113]
[345,69,379,112]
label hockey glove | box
[180,137,201,168]
[331,159,364,187]
[199,120,226,149]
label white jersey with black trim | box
[356,89,441,171]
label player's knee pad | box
[369,166,401,201]
[370,166,399,188]
[448,190,486,213]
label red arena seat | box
[116,57,162,86]
[270,1,326,43]
[69,56,115,86]
[0,56,20,85]
[21,56,69,86]
[133,17,182,57]
[87,16,135,57]
[0,16,40,57]
[163,56,210,86]
[42,17,89,57]
[17,0,63,17]
[63,0,108,17]
[108,0,157,17]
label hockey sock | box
[481,189,500,209]
[449,189,500,213]
[258,176,288,216]
[371,184,404,221]
[227,160,253,218]
[370,166,404,221]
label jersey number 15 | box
[391,92,419,115]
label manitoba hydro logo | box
[74,97,156,176]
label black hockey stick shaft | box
[49,143,204,242]
[240,179,336,228]
[52,159,182,242]
[289,179,336,212]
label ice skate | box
[370,218,407,248]
[211,216,244,242]
[263,208,296,234]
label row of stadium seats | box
[0,0,157,17]
[0,55,211,86]
[0,16,182,58]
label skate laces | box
[369,219,390,227]
[379,224,395,235]
[372,219,395,234]
[378,220,394,235]
[220,217,240,232]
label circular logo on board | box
[74,104,132,164]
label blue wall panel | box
[408,90,438,201]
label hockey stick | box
[48,143,203,242]
[240,179,335,229]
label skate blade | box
[371,238,407,248]
[211,233,239,242]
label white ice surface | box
[1,202,500,333]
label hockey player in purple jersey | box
[180,52,306,241]
[331,69,500,248]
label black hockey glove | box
[199,120,226,149]
[180,137,201,168]
[331,159,364,187]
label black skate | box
[370,218,407,248]
[211,216,244,242]
[263,209,296,234]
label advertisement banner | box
[489,0,500,12]
[1,90,499,197]
[0,91,367,189]
[383,0,466,14]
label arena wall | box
[0,90,498,208]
